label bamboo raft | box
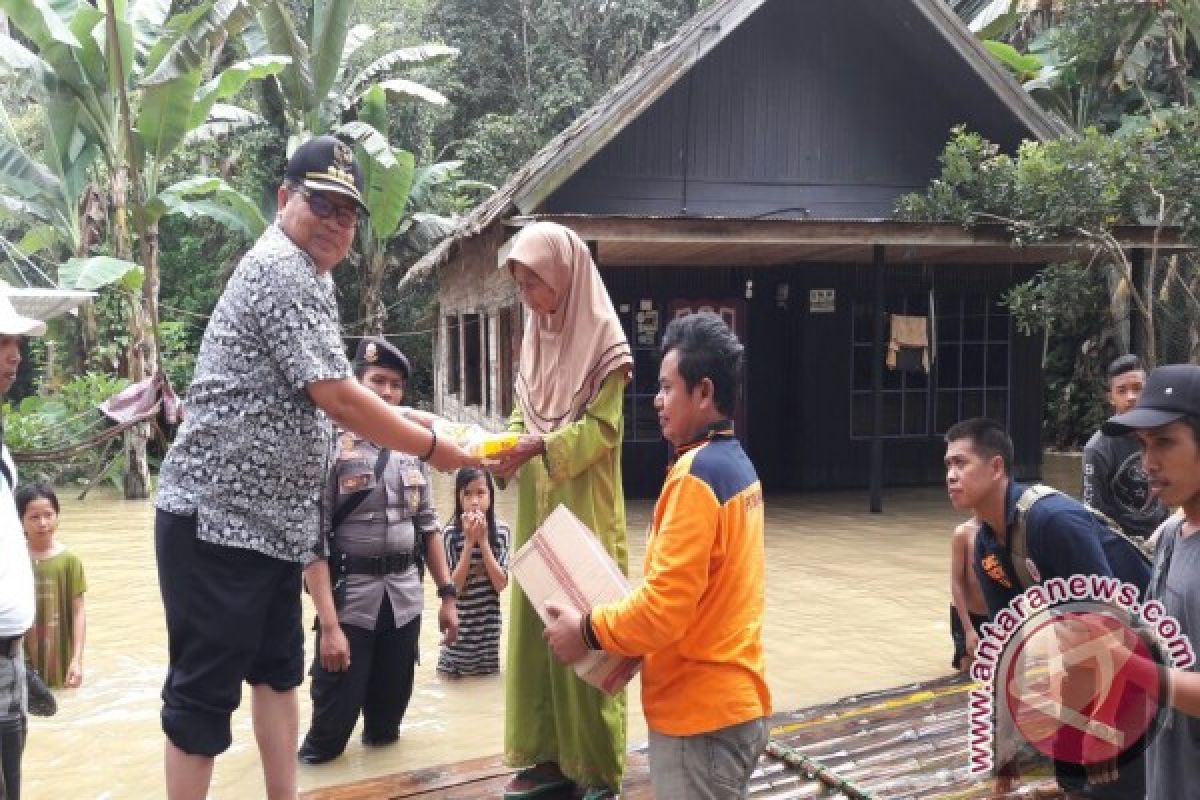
[301,674,1063,799]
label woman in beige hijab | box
[492,222,632,800]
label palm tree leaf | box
[190,54,291,128]
[0,194,54,222]
[43,94,98,203]
[341,24,374,65]
[65,3,108,91]
[256,0,316,111]
[403,211,457,252]
[337,44,457,112]
[311,0,357,102]
[337,120,411,239]
[16,224,61,257]
[144,174,266,237]
[0,0,80,51]
[371,78,447,107]
[358,83,388,138]
[408,159,462,210]
[137,68,204,168]
[0,0,98,102]
[59,255,143,291]
[184,103,267,144]
[141,0,259,87]
[0,30,65,100]
[130,0,172,31]
[142,1,214,77]
[0,139,61,202]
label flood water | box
[21,477,967,799]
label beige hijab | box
[509,222,632,435]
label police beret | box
[285,135,367,210]
[355,336,410,379]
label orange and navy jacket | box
[590,420,771,735]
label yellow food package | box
[476,432,520,458]
[433,420,520,460]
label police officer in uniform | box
[298,337,460,765]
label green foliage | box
[982,0,1200,133]
[897,117,1200,444]
[984,40,1042,81]
[156,213,241,385]
[895,125,1153,242]
[426,0,697,183]
[1004,262,1112,447]
[59,255,144,291]
[4,371,132,486]
[159,320,198,392]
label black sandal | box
[503,764,574,799]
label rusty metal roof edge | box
[506,213,1191,249]
[511,212,1183,230]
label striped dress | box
[437,521,510,676]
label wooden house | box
[402,0,1176,502]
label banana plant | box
[0,99,99,267]
[244,0,464,328]
[250,0,457,138]
[0,0,286,498]
[337,82,473,333]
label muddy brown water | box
[21,478,967,799]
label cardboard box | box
[510,504,641,694]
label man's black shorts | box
[155,509,304,756]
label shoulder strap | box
[1012,484,1155,591]
[1010,485,1060,589]
[331,447,390,530]
[1083,503,1156,565]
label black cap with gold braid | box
[285,135,368,211]
[355,336,410,379]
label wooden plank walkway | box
[302,675,1063,799]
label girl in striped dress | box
[438,468,509,676]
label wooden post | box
[1130,248,1146,358]
[870,244,885,513]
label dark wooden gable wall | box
[544,0,1035,220]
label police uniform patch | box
[364,341,378,363]
[340,472,371,493]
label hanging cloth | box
[887,314,930,374]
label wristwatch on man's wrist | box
[437,583,458,599]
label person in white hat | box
[0,292,46,800]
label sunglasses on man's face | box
[298,189,361,229]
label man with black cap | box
[0,293,46,800]
[298,336,460,765]
[154,136,476,800]
[1102,364,1200,800]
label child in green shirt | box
[18,483,86,688]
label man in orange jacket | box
[544,311,771,799]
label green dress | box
[27,549,87,688]
[504,370,629,791]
